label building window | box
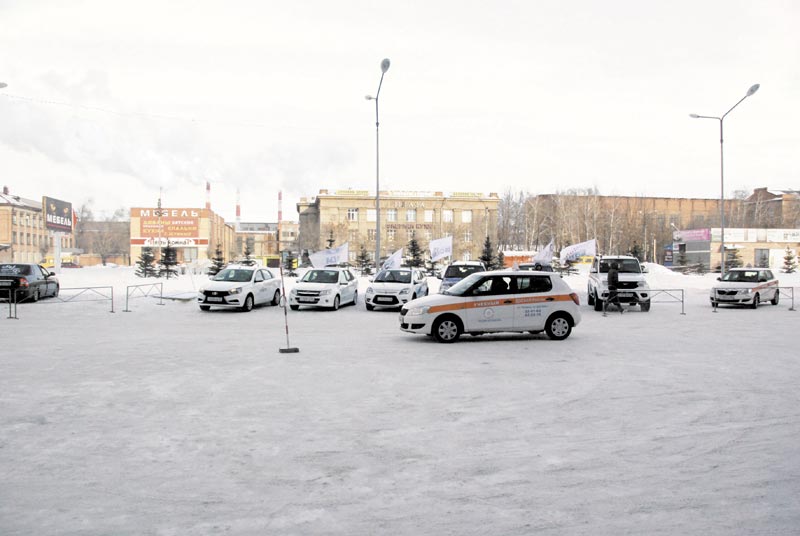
[464,230,472,243]
[349,230,359,243]
[387,229,396,240]
[347,208,358,221]
[424,210,434,223]
[462,251,471,261]
[367,209,376,222]
[755,248,769,268]
[406,209,416,222]
[443,210,453,223]
[368,229,376,241]
[425,230,432,241]
[386,209,397,222]
[462,210,472,223]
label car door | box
[252,269,268,304]
[263,269,279,298]
[33,265,53,297]
[512,275,555,331]
[463,275,515,332]
[414,269,428,297]
[338,270,355,303]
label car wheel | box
[593,293,603,311]
[290,305,300,311]
[351,291,358,306]
[433,315,462,343]
[545,313,572,341]
[52,284,59,298]
[640,300,651,312]
[750,293,760,309]
[32,288,40,302]
[200,305,211,311]
[332,295,340,311]
[587,287,595,306]
[366,303,375,311]
[271,290,281,306]
[240,294,255,312]
[771,290,780,305]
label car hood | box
[369,281,412,293]
[712,280,759,290]
[293,281,339,292]
[203,280,250,291]
[404,293,463,309]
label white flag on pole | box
[559,239,597,264]
[382,248,404,270]
[309,242,350,268]
[532,239,554,265]
[429,236,453,262]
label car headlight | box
[198,287,206,294]
[399,288,410,295]
[229,286,242,295]
[290,288,297,295]
[405,305,430,316]
[366,287,374,294]
[319,289,332,296]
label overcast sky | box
[1,0,798,222]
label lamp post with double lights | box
[365,58,390,274]
[690,83,760,275]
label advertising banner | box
[559,239,597,263]
[672,228,710,242]
[134,208,202,239]
[42,196,73,232]
[429,236,453,261]
[309,243,349,268]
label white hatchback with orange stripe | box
[710,268,780,309]
[399,270,581,343]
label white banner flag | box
[532,239,554,265]
[429,236,453,262]
[309,242,349,268]
[382,248,404,270]
[559,239,597,263]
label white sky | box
[1,0,798,222]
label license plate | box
[0,281,11,286]
[376,297,393,303]
[618,292,633,297]
[206,297,223,302]
[298,298,316,303]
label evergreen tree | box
[406,233,424,267]
[629,242,643,261]
[496,250,505,270]
[326,230,335,249]
[726,248,743,269]
[480,236,495,269]
[208,243,226,276]
[783,246,797,273]
[243,240,253,262]
[135,247,158,278]
[283,251,298,276]
[159,240,179,279]
[356,244,372,275]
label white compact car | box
[400,270,581,343]
[289,267,358,310]
[365,268,429,311]
[710,268,780,308]
[198,264,281,312]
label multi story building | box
[296,189,500,263]
[0,186,75,263]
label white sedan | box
[289,267,358,310]
[365,268,428,310]
[710,268,780,309]
[198,265,281,312]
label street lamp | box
[690,83,760,274]
[366,58,390,274]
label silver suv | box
[587,255,651,312]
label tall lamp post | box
[366,58,390,274]
[690,83,760,275]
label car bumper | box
[366,294,411,308]
[289,296,337,308]
[399,312,428,333]
[198,296,245,308]
[599,289,650,303]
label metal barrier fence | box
[124,282,164,312]
[602,288,686,316]
[711,286,795,312]
[50,286,116,313]
[1,289,17,319]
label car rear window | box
[0,264,32,275]
[444,265,483,278]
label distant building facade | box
[0,186,75,264]
[296,189,500,263]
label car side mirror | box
[590,268,597,273]
[368,277,374,282]
[716,277,721,281]
[641,265,648,273]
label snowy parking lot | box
[2,265,800,535]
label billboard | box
[42,196,73,232]
[130,208,209,248]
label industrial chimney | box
[205,181,211,210]
[278,190,283,222]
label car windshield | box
[213,268,254,282]
[721,270,759,283]
[444,265,483,279]
[443,273,484,296]
[374,270,411,283]
[0,264,32,275]
[599,259,641,273]
[301,270,340,284]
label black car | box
[0,263,60,302]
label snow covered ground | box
[2,264,799,535]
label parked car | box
[587,255,651,312]
[365,267,428,310]
[710,268,780,308]
[197,264,281,312]
[439,260,487,293]
[0,263,60,302]
[289,267,358,310]
[400,270,581,343]
[517,262,555,272]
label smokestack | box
[2,186,8,195]
[236,188,241,228]
[205,181,211,210]
[278,190,283,222]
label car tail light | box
[19,277,29,288]
[569,292,580,305]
